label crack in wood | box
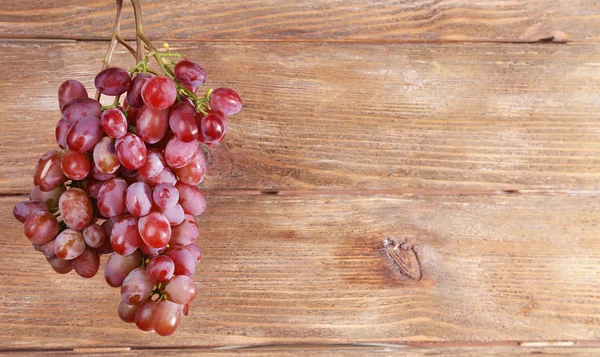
[383,238,422,281]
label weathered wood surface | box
[1,41,599,193]
[0,0,598,43]
[1,193,599,349]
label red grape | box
[100,108,128,139]
[170,215,199,245]
[118,301,139,323]
[174,60,206,87]
[62,98,102,124]
[138,149,165,179]
[54,229,86,260]
[116,133,147,170]
[153,300,181,336]
[36,239,56,259]
[121,267,154,305]
[105,250,142,287]
[125,182,153,217]
[165,275,197,304]
[173,150,206,185]
[198,110,228,146]
[127,73,152,108]
[67,116,103,153]
[139,239,166,257]
[210,87,242,116]
[110,214,141,256]
[61,150,91,180]
[24,211,59,245]
[33,150,66,192]
[59,188,93,230]
[165,136,199,168]
[13,200,48,223]
[47,256,73,274]
[134,299,156,331]
[141,167,177,187]
[72,246,100,278]
[30,184,65,208]
[94,136,120,174]
[56,118,72,149]
[182,243,202,264]
[138,211,171,248]
[176,182,207,216]
[162,203,184,226]
[141,76,177,110]
[146,255,175,283]
[58,80,88,111]
[82,224,106,248]
[136,106,169,144]
[165,247,195,276]
[91,163,116,181]
[95,67,132,95]
[169,102,198,142]
[153,183,179,210]
[97,178,128,218]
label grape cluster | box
[13,57,242,336]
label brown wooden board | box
[1,41,599,193]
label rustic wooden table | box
[1,1,599,356]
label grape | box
[146,255,175,283]
[56,118,72,149]
[58,80,88,111]
[118,301,139,323]
[95,67,132,95]
[176,182,207,216]
[162,203,184,226]
[61,150,91,180]
[33,150,66,192]
[24,211,59,245]
[30,184,66,209]
[100,108,128,139]
[104,250,142,287]
[174,60,206,87]
[139,239,167,257]
[165,275,197,304]
[72,246,100,278]
[138,149,165,179]
[93,136,120,174]
[54,229,86,260]
[59,188,93,230]
[164,136,199,168]
[169,102,198,142]
[180,303,190,316]
[138,212,171,248]
[47,256,73,274]
[37,239,56,259]
[110,214,141,256]
[141,167,177,187]
[134,299,156,331]
[116,133,147,170]
[61,98,102,123]
[210,88,242,116]
[182,243,202,264]
[125,182,153,217]
[165,247,195,276]
[124,102,140,126]
[85,178,103,199]
[170,215,199,245]
[198,111,228,146]
[136,106,169,144]
[91,163,116,181]
[173,150,206,185]
[82,224,106,248]
[141,76,177,110]
[153,300,181,336]
[121,267,154,305]
[13,200,48,223]
[153,183,179,210]
[97,178,128,218]
[127,73,152,108]
[67,116,103,153]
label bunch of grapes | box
[13,51,242,336]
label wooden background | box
[1,0,599,356]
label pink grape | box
[165,247,195,276]
[54,229,86,260]
[153,300,181,336]
[125,182,153,217]
[139,239,166,257]
[61,150,91,180]
[141,167,177,187]
[97,178,128,218]
[56,118,72,149]
[82,224,106,248]
[110,214,141,256]
[141,76,177,110]
[174,60,206,87]
[173,150,206,185]
[47,257,73,274]
[67,116,103,153]
[136,106,169,144]
[85,178,104,199]
[100,108,128,139]
[95,67,132,95]
[138,211,171,248]
[198,110,228,146]
[146,255,175,283]
[33,150,66,192]
[165,136,199,168]
[116,133,147,170]
[13,200,48,223]
[165,275,197,304]
[72,246,100,278]
[153,183,179,210]
[121,267,154,305]
[118,301,139,323]
[94,136,120,174]
[138,149,165,179]
[104,250,142,287]
[30,184,65,209]
[36,239,56,259]
[210,87,242,116]
[24,211,59,245]
[170,215,199,245]
[162,203,184,225]
[91,164,116,181]
[58,80,88,111]
[182,243,202,264]
[134,299,156,331]
[61,98,102,123]
[169,102,198,142]
[58,188,93,230]
[176,182,207,216]
[127,73,152,109]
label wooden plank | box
[1,41,599,193]
[1,193,599,349]
[0,1,598,42]
[2,345,600,357]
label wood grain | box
[1,193,599,349]
[0,0,598,43]
[1,41,599,193]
